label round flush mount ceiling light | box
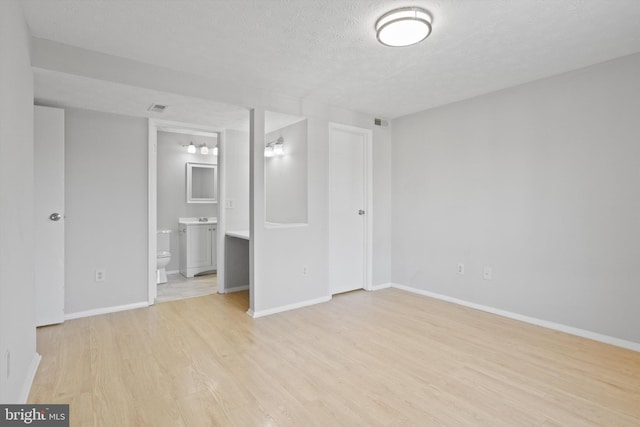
[376,6,432,47]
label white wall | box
[391,53,640,344]
[65,108,148,314]
[0,0,38,403]
[372,125,392,286]
[223,130,250,231]
[251,113,328,313]
[157,131,217,271]
[265,119,308,224]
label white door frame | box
[147,119,224,305]
[328,122,373,292]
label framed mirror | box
[186,162,217,203]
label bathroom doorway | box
[148,120,222,304]
[148,116,251,307]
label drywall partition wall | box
[65,108,148,314]
[265,119,308,224]
[157,131,217,271]
[0,0,38,403]
[221,129,250,293]
[250,110,331,315]
[391,53,640,344]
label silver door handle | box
[358,210,365,215]
[49,213,62,221]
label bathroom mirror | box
[264,111,308,226]
[186,162,217,203]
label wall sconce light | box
[265,137,285,157]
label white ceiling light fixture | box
[375,6,432,47]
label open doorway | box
[148,121,221,304]
[148,117,251,308]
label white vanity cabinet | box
[179,219,217,278]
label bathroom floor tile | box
[156,273,217,303]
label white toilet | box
[157,230,172,284]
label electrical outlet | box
[483,267,493,280]
[95,269,106,282]
[302,265,309,277]
[457,263,465,275]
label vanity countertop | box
[179,217,218,225]
[226,230,250,240]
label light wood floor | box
[29,289,640,426]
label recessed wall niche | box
[264,111,308,226]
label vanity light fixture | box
[264,145,275,158]
[212,146,219,156]
[187,142,196,154]
[264,137,284,157]
[273,141,285,156]
[199,144,209,155]
[375,6,432,47]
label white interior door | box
[329,123,371,294]
[34,105,65,326]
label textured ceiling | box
[23,0,640,120]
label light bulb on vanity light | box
[200,145,209,155]
[187,142,196,154]
[212,146,218,156]
[264,145,275,157]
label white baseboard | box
[391,283,640,353]
[19,353,41,403]
[166,269,179,275]
[64,301,149,321]
[248,295,332,318]
[222,285,249,293]
[370,282,392,291]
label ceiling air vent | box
[374,118,388,127]
[148,103,168,113]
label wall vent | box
[148,103,168,113]
[374,118,388,127]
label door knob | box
[358,210,365,215]
[49,213,62,221]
